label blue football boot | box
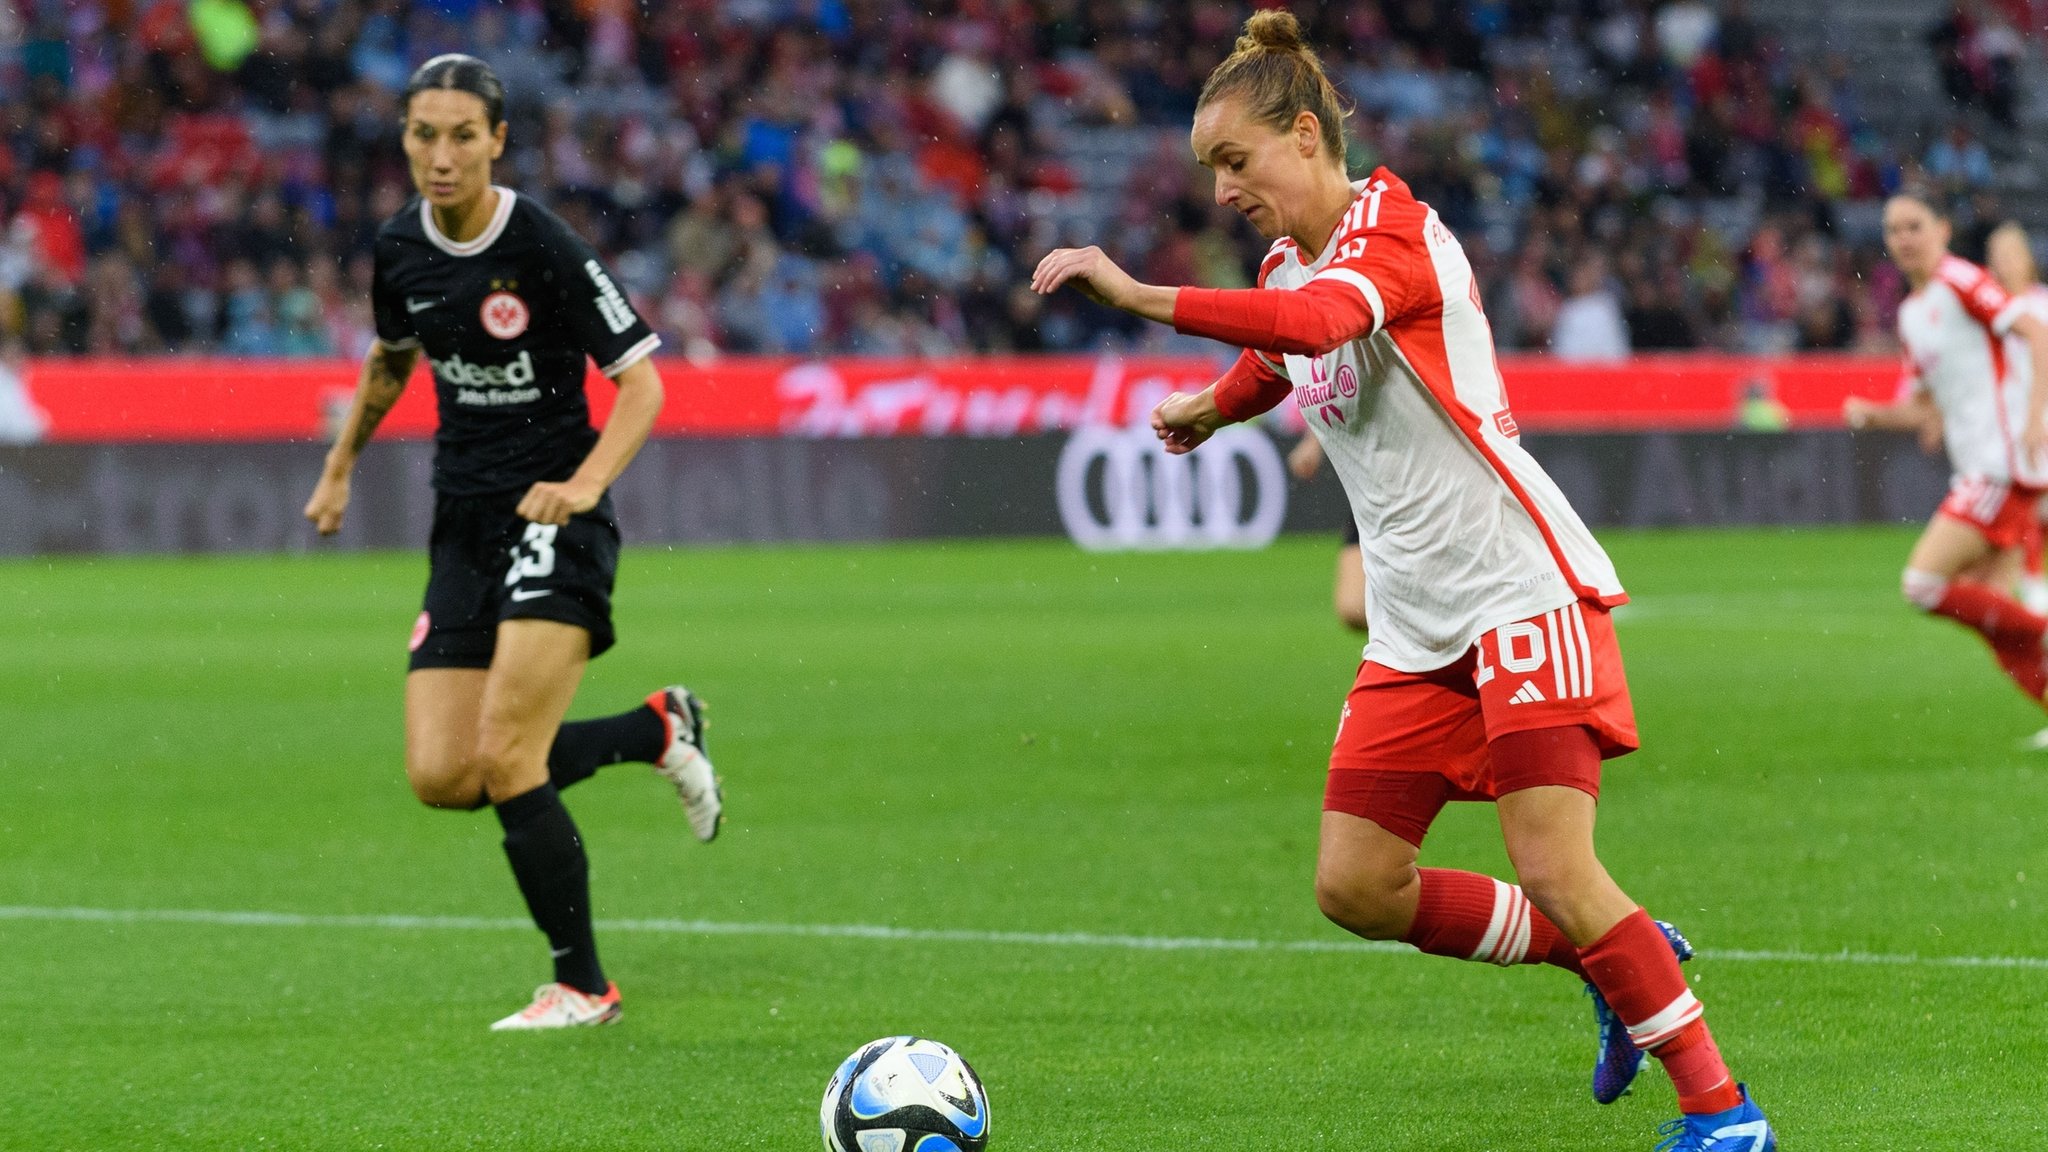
[1588,919,1696,1103]
[1653,1084,1776,1151]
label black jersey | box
[371,188,661,496]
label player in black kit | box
[303,55,723,1030]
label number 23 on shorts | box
[506,523,559,587]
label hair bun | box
[1237,8,1306,54]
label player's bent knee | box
[469,730,549,801]
[1314,868,1410,939]
[1511,863,1583,922]
[1902,568,1948,611]
[406,766,487,810]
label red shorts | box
[1325,601,1639,847]
[1938,477,2045,551]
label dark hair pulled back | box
[404,54,506,127]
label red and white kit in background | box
[1899,255,2046,547]
[1171,170,1635,842]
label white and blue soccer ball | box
[820,1036,990,1152]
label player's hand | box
[1151,391,1222,455]
[517,478,602,526]
[1842,396,1875,431]
[304,470,350,536]
[1030,245,1139,310]
[2024,417,2048,465]
[1287,434,1324,480]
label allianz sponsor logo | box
[433,350,541,405]
[1294,356,1357,428]
[1292,356,1357,408]
[584,259,635,335]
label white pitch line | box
[2,905,2044,971]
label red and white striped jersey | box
[1898,254,2041,485]
[1186,170,1624,673]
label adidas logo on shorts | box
[1508,681,1547,705]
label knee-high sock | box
[548,703,666,790]
[1931,580,2048,647]
[1908,572,2048,699]
[496,783,607,995]
[1993,641,2048,698]
[1401,868,1586,977]
[1579,909,1741,1116]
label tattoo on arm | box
[345,346,416,455]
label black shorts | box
[1342,519,1360,547]
[408,490,620,670]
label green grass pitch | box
[2,528,2044,1150]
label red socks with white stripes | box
[1406,884,1741,1116]
[1402,868,1585,978]
[1931,580,2048,647]
[1580,909,1741,1116]
[1911,575,2048,699]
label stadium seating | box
[0,1,2034,362]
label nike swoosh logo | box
[509,588,552,602]
[406,298,437,313]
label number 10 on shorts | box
[505,523,559,585]
[1473,605,1600,703]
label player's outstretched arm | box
[1030,245,1178,323]
[1842,391,1938,436]
[304,341,418,536]
[1032,245,1379,358]
[516,357,664,526]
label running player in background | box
[1285,432,1368,631]
[1985,221,2048,616]
[1032,12,1774,1149]
[302,56,723,1030]
[1845,194,2048,717]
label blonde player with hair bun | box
[1033,10,1776,1148]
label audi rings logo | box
[1056,424,1287,551]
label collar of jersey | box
[421,186,517,257]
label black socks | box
[493,701,664,992]
[547,704,666,790]
[495,782,607,995]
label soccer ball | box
[820,1036,990,1152]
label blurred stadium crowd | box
[0,0,2036,362]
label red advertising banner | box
[18,354,1903,442]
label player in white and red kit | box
[1031,12,1775,1150]
[1845,195,2048,714]
[1986,221,2048,617]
